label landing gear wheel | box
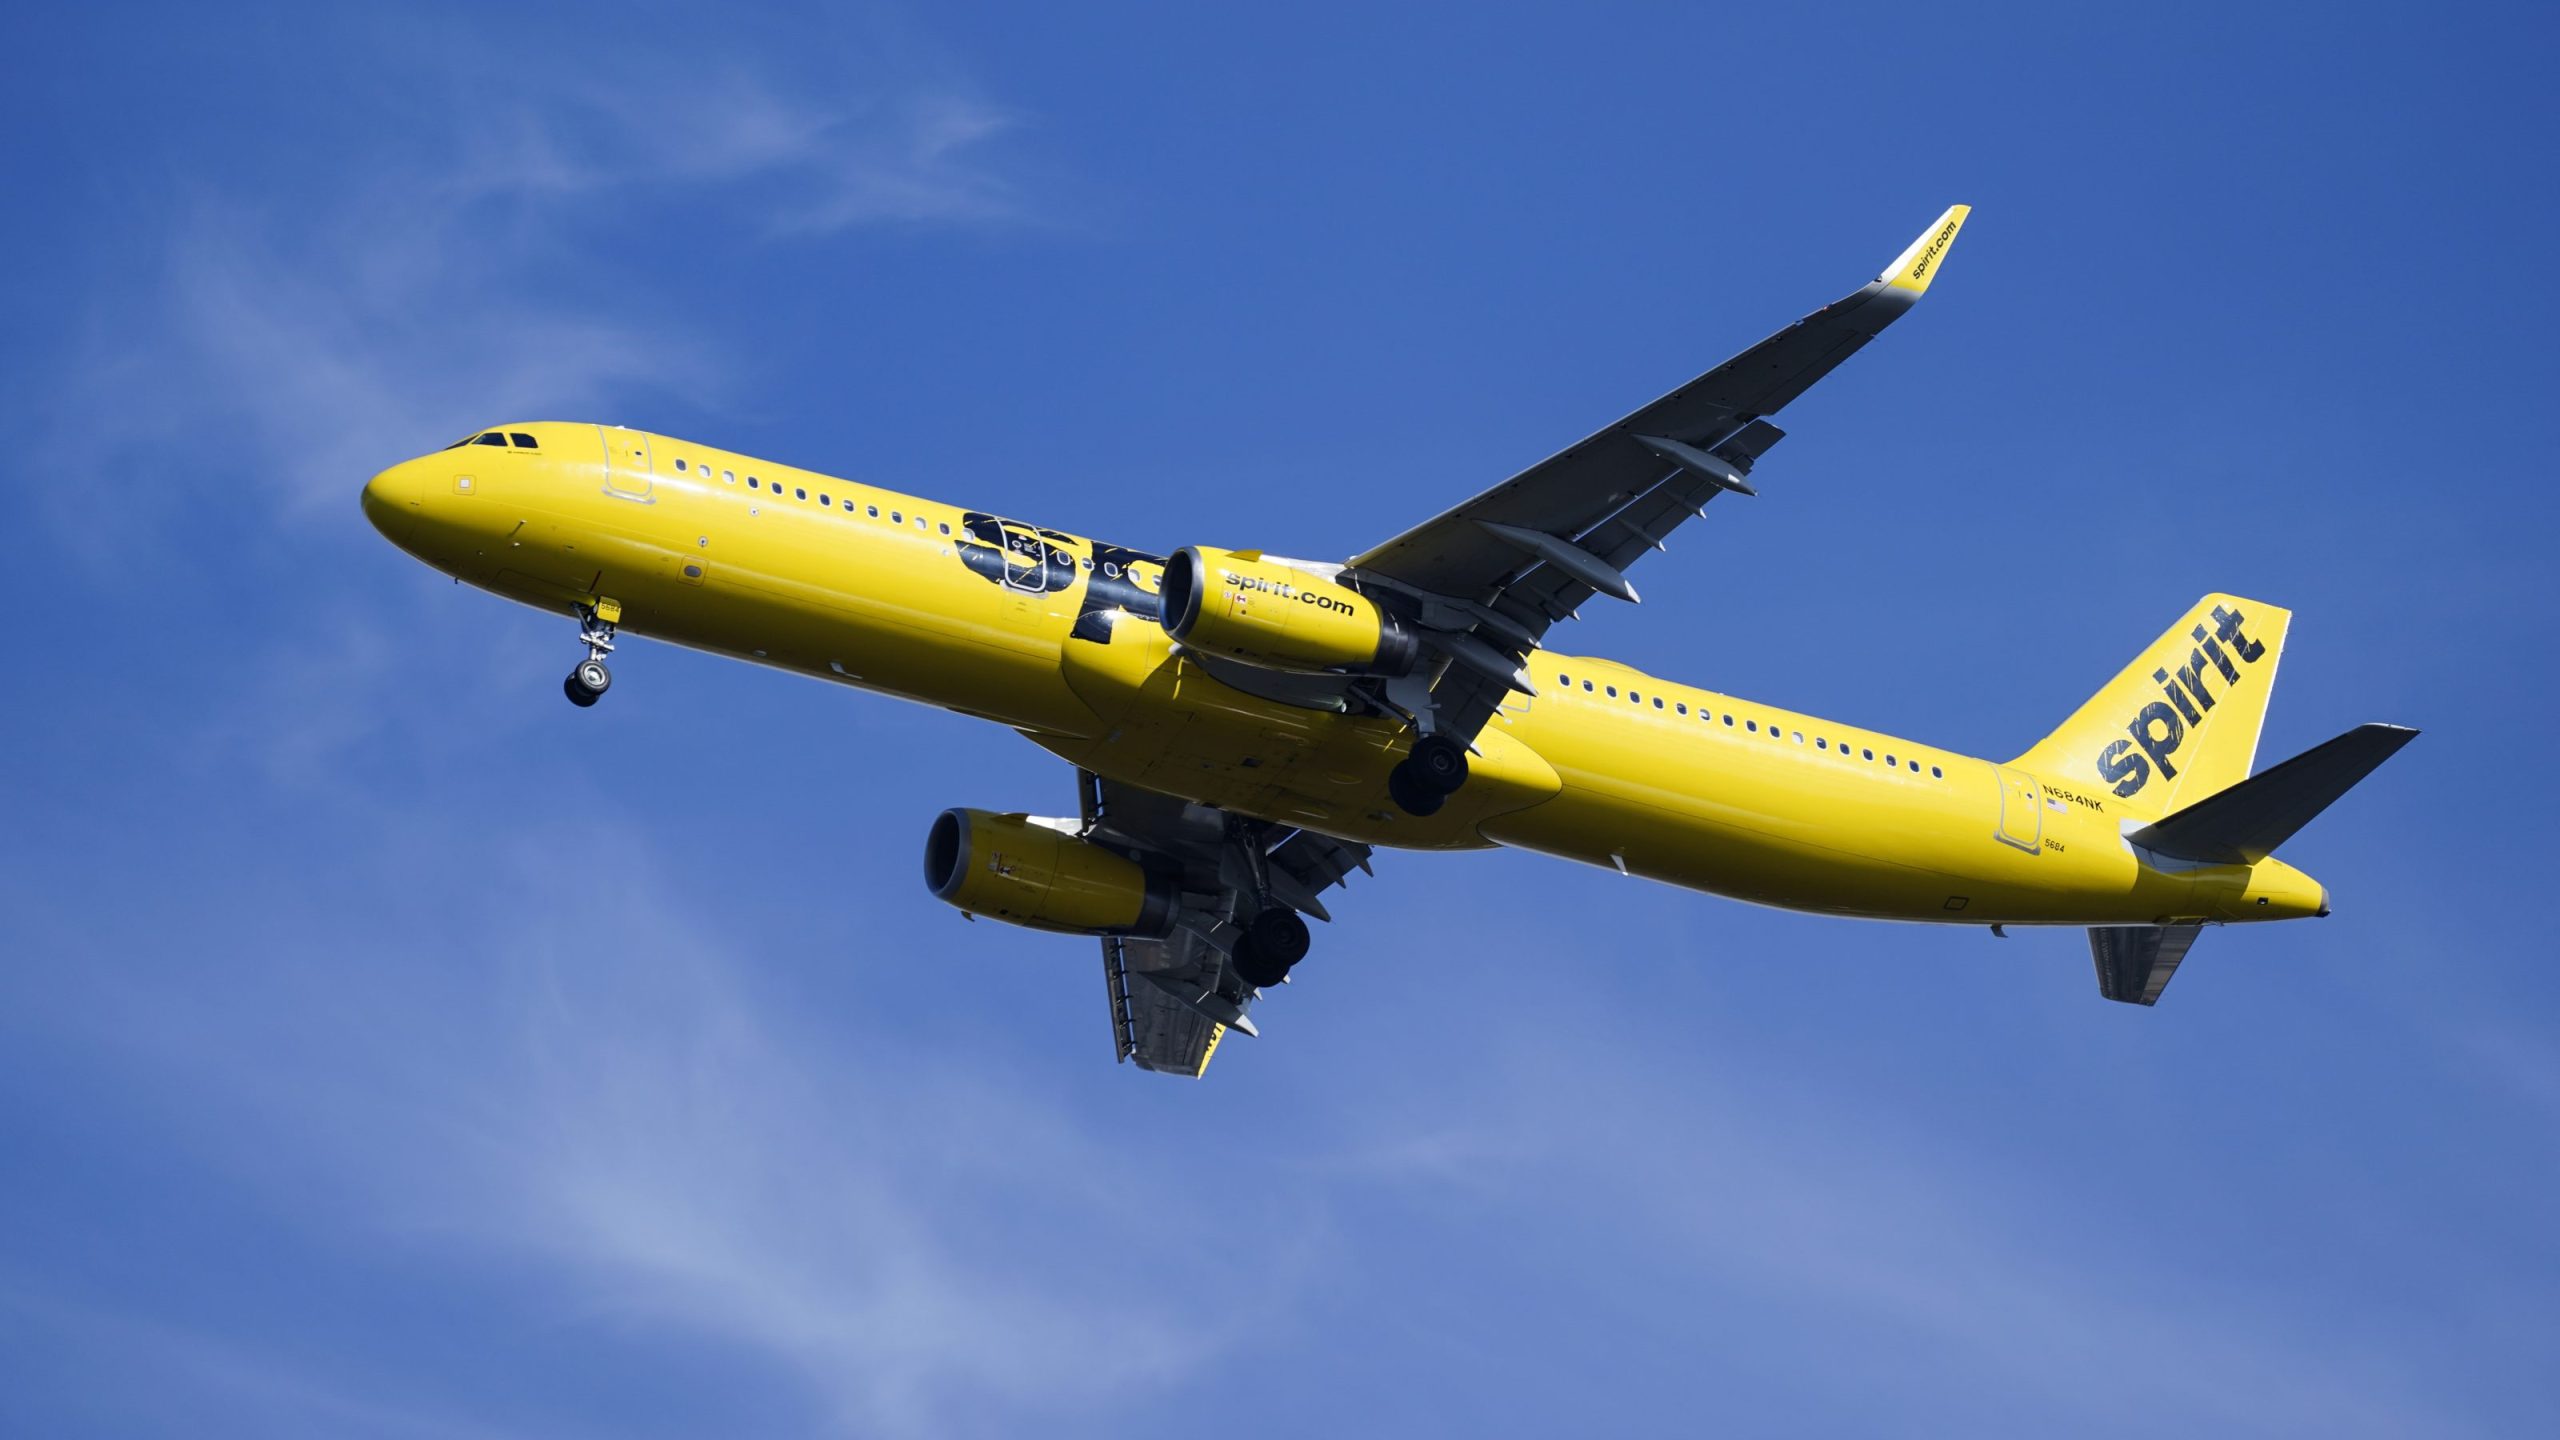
[1233,908,1310,990]
[565,658,612,707]
[1233,939,1290,990]
[565,602,620,709]
[1247,907,1311,968]
[1408,734,1469,794]
[1387,763,1446,817]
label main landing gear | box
[1387,733,1469,817]
[1232,905,1311,990]
[563,603,617,708]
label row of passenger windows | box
[445,431,539,450]
[1555,672,1945,780]
[673,456,953,535]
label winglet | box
[1877,204,1971,296]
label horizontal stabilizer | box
[2091,923,2202,1006]
[2128,724,2418,865]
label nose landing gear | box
[564,601,619,708]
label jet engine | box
[1160,546,1419,675]
[923,809,1178,936]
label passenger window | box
[1885,754,1897,767]
[1558,672,1570,686]
[1653,697,1665,710]
[1605,686,1618,698]
[890,511,903,524]
[1815,738,1827,750]
[795,487,807,500]
[842,499,855,511]
[1910,760,1921,772]
[1629,691,1640,703]
[939,522,952,535]
[819,493,830,505]
[675,458,688,471]
[723,470,734,482]
[1792,730,1803,743]
[1675,703,1687,716]
[1862,748,1874,761]
[1582,680,1594,692]
[868,505,880,518]
[473,432,506,447]
[1931,765,1943,779]
[1746,720,1757,732]
[1723,714,1734,726]
[508,432,537,448]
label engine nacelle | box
[1159,546,1419,675]
[923,809,1178,937]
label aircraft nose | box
[362,462,419,544]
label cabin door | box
[599,427,654,501]
[1994,767,2044,854]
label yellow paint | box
[1883,204,1971,294]
[1167,546,1403,672]
[361,420,2331,930]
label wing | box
[1346,206,1971,744]
[1078,770,1372,1076]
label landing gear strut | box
[1388,734,1469,817]
[564,603,617,708]
[1232,906,1311,990]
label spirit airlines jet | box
[362,207,2414,1076]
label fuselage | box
[361,422,2325,928]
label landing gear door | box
[599,427,654,502]
[1994,766,2044,854]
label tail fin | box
[2011,594,2292,821]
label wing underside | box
[1345,206,1971,747]
[1080,771,1373,1076]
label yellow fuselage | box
[363,423,2325,928]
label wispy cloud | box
[20,818,1256,1438]
[24,30,1030,541]
[1313,1012,2461,1437]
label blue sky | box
[3,2,2554,1433]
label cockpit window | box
[473,432,507,447]
[508,432,537,448]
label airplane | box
[361,205,2415,1076]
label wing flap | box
[1105,934,1230,1076]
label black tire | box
[1232,937,1290,990]
[1409,734,1468,794]
[563,673,600,707]
[573,658,613,697]
[1247,907,1311,968]
[1387,762,1445,817]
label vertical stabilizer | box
[2011,595,2291,821]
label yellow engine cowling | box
[923,809,1178,936]
[1160,546,1419,675]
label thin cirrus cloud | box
[27,52,1027,539]
[16,812,1254,1438]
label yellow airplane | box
[362,206,2414,1075]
